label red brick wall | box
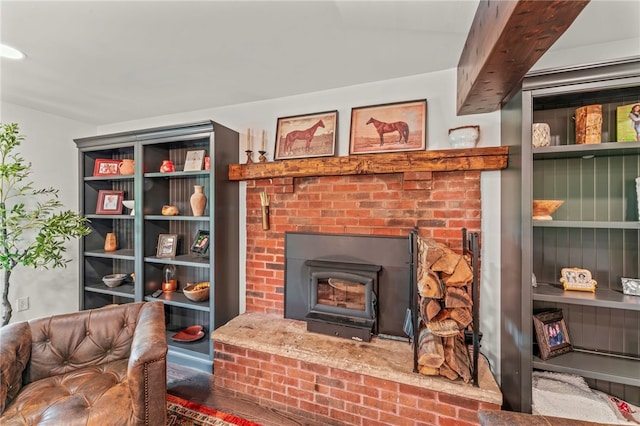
[214,341,499,426]
[244,171,481,315]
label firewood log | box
[417,327,445,368]
[418,269,444,299]
[445,286,473,308]
[441,257,473,287]
[449,307,473,328]
[418,365,440,376]
[453,334,473,383]
[419,236,445,268]
[431,248,461,275]
[439,360,459,381]
[419,297,442,322]
[427,318,459,337]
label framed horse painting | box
[350,99,427,154]
[274,110,338,160]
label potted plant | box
[0,123,91,326]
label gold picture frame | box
[274,110,338,160]
[349,99,427,154]
[560,267,597,292]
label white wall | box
[0,103,95,322]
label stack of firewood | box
[416,236,473,383]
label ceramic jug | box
[160,160,175,173]
[118,159,135,175]
[104,232,117,252]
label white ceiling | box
[1,0,639,126]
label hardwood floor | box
[167,362,325,426]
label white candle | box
[261,130,265,151]
[247,128,251,151]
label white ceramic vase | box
[448,125,480,149]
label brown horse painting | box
[366,117,409,146]
[283,120,325,154]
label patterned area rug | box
[167,394,261,426]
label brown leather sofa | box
[0,302,168,425]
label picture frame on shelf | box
[95,190,124,215]
[533,309,572,361]
[350,99,427,154]
[156,234,178,258]
[560,267,597,292]
[93,159,120,176]
[183,150,206,171]
[616,103,640,142]
[190,229,210,256]
[274,110,337,160]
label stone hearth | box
[212,313,502,425]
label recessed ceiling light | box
[0,44,26,60]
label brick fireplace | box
[214,149,506,425]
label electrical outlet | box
[17,296,29,312]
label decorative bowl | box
[102,273,128,288]
[448,125,480,149]
[183,282,210,302]
[161,205,179,216]
[122,200,135,216]
[532,200,564,220]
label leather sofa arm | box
[0,322,31,414]
[127,301,167,425]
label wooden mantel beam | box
[457,0,589,115]
[228,147,508,181]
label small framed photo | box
[96,190,124,214]
[350,99,427,154]
[190,230,210,256]
[275,110,337,160]
[183,150,206,171]
[560,267,597,292]
[533,309,572,360]
[156,234,178,258]
[93,159,120,176]
[616,103,640,142]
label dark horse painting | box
[283,120,325,154]
[366,117,409,146]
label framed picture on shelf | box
[190,230,210,256]
[156,234,178,258]
[274,110,338,160]
[533,309,572,360]
[350,99,427,154]
[616,103,640,142]
[93,159,120,176]
[95,190,124,214]
[183,150,206,171]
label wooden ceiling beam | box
[457,0,589,115]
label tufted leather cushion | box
[0,321,31,413]
[0,302,167,425]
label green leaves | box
[0,122,91,325]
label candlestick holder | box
[258,150,267,163]
[245,150,254,164]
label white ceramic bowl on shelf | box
[122,200,135,216]
[102,273,128,288]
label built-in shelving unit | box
[500,57,640,412]
[75,120,239,372]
